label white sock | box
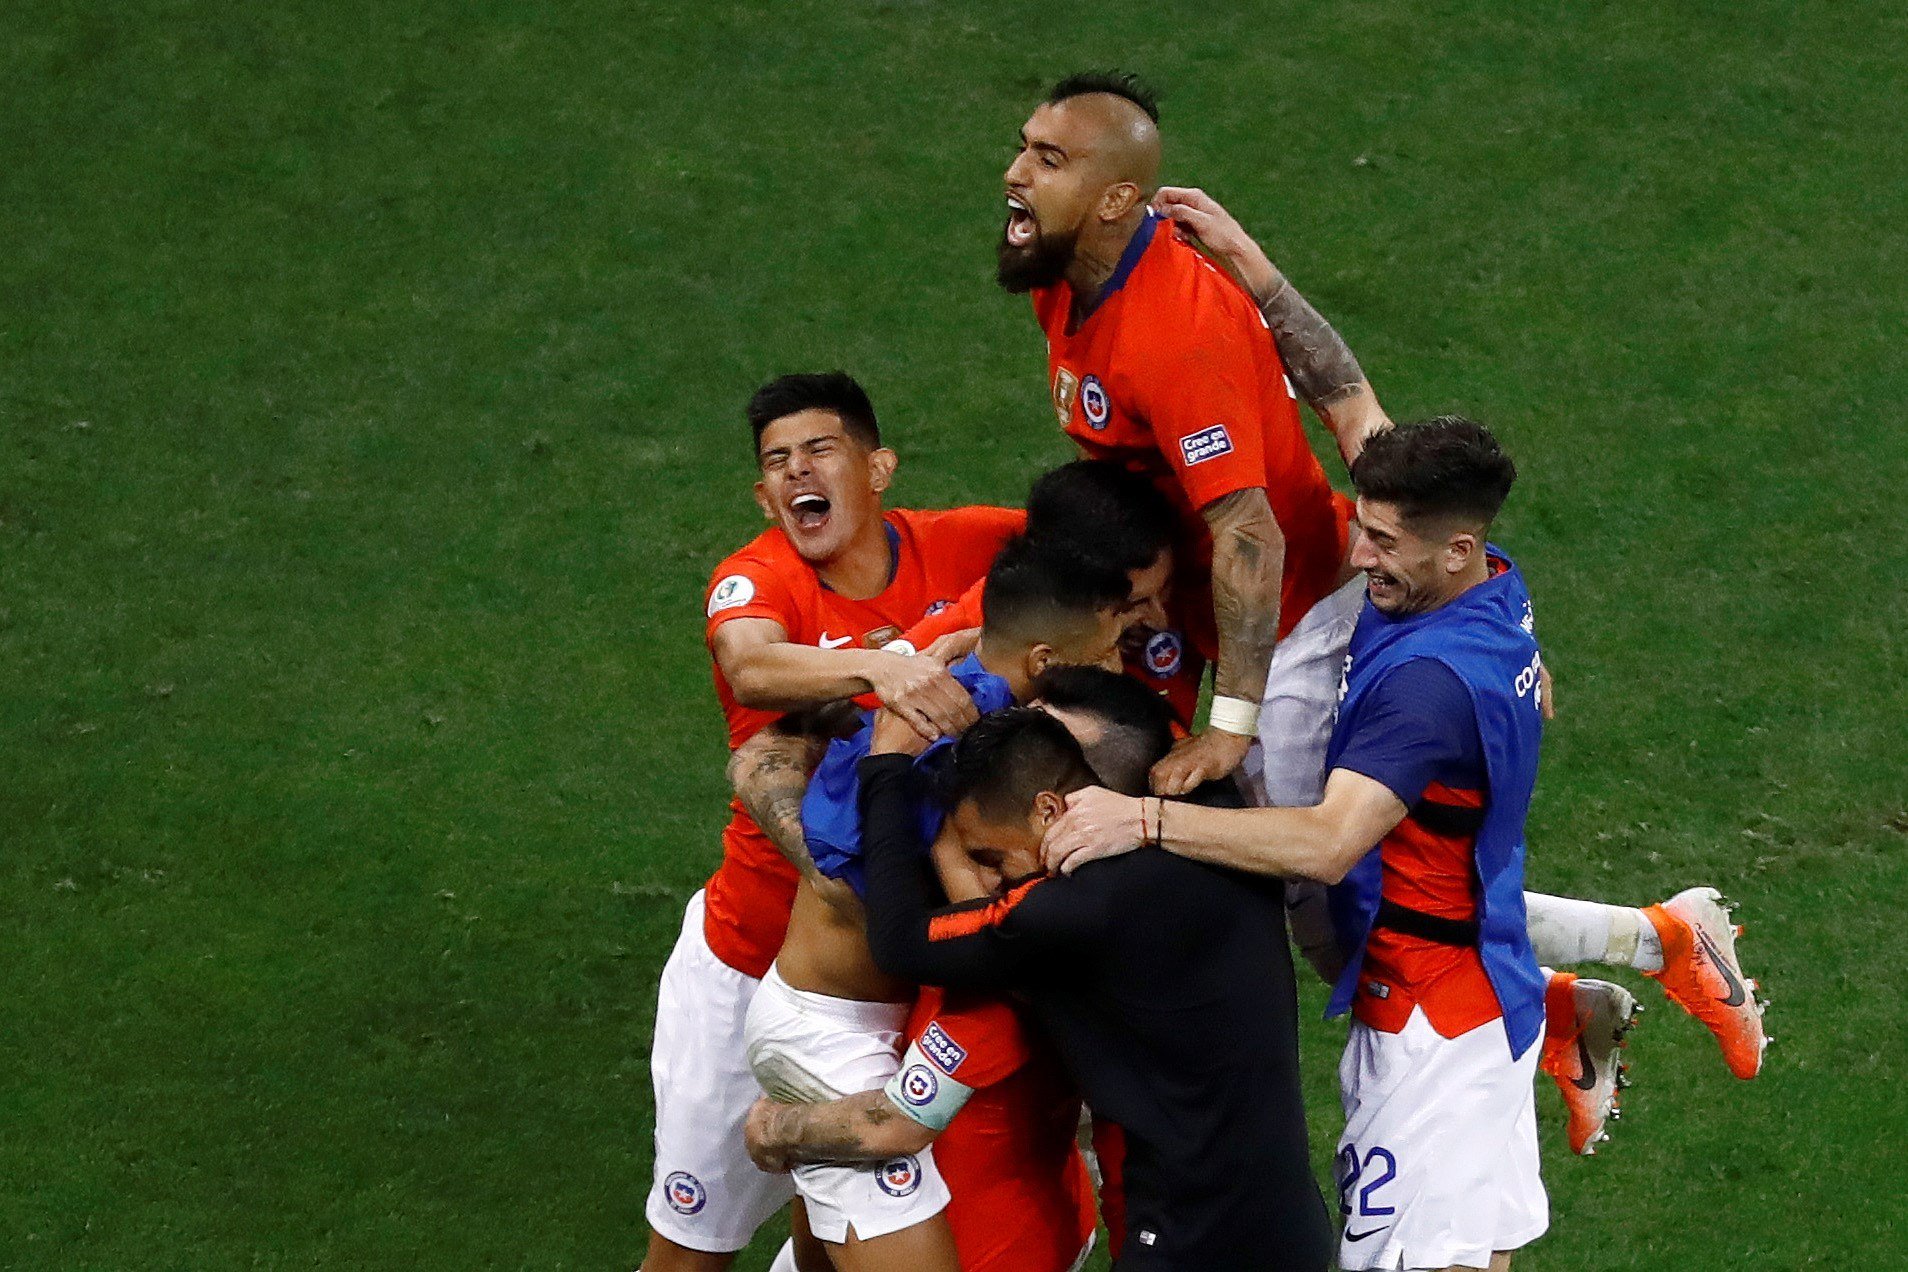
[768,1239,801,1272]
[1524,892,1664,973]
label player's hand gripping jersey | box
[890,988,1097,1272]
[1031,210,1350,658]
[701,506,1022,977]
[801,652,1016,896]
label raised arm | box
[1154,186,1392,466]
[1149,487,1283,796]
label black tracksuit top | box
[858,753,1333,1271]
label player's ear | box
[1445,530,1479,574]
[1099,181,1143,223]
[1026,643,1056,680]
[1031,789,1067,829]
[753,481,774,522]
[867,446,898,494]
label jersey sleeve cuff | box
[1330,758,1424,811]
[704,604,792,641]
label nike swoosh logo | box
[1344,1226,1389,1243]
[818,633,853,649]
[1571,1033,1600,1091]
[1696,928,1747,1006]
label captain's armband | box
[882,1040,977,1133]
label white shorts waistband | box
[759,963,912,1035]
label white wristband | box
[1207,695,1261,738]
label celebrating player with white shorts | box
[645,372,1020,1271]
[1046,419,1560,1269]
[1143,180,1769,1138]
[993,85,1771,1124]
[731,538,1127,1269]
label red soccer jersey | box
[898,577,986,650]
[1121,598,1207,730]
[1032,211,1352,661]
[907,987,1097,1272]
[1352,780,1503,1039]
[1348,557,1515,1039]
[898,580,1206,729]
[701,506,1022,977]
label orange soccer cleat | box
[1642,886,1770,1079]
[1540,971,1639,1155]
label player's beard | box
[996,224,1078,294]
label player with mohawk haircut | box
[996,77,1766,1160]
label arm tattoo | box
[728,725,831,877]
[1204,488,1283,703]
[774,1092,913,1166]
[1258,274,1368,412]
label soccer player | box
[1150,185,1771,1104]
[1042,419,1565,1268]
[898,460,1202,724]
[747,909,1100,1272]
[996,80,1672,1149]
[857,708,1335,1271]
[998,71,1371,801]
[738,668,1179,1272]
[736,541,1128,1271]
[644,372,1023,1272]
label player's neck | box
[1065,208,1146,316]
[973,637,1034,702]
[1432,558,1494,611]
[813,513,894,601]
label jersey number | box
[1335,1143,1398,1217]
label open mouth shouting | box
[789,491,833,534]
[1004,193,1037,249]
[996,190,1074,293]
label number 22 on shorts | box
[1336,1142,1398,1226]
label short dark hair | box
[1032,666,1175,796]
[1048,70,1160,124]
[1026,461,1176,575]
[943,707,1098,822]
[746,372,880,455]
[980,536,1129,649]
[1350,416,1517,529]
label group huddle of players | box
[640,74,1771,1272]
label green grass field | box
[5,1,1904,1267]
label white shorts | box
[644,891,796,1252]
[743,965,951,1244]
[1335,1009,1548,1270]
